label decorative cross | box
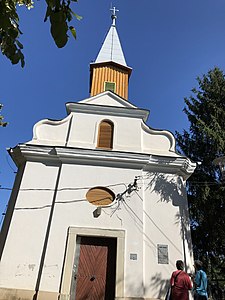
[110,6,119,26]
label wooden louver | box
[97,120,114,149]
[86,187,115,206]
[90,63,131,100]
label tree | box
[176,67,225,292]
[0,0,82,67]
[0,104,8,127]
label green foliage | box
[176,67,225,287]
[0,0,25,67]
[0,104,8,127]
[0,0,82,67]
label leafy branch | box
[0,104,8,127]
[0,0,82,67]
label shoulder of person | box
[172,270,179,275]
[200,270,207,277]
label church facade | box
[0,9,196,300]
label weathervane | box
[110,6,119,26]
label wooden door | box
[74,236,117,300]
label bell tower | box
[90,7,132,100]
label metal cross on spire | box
[110,6,119,26]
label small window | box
[86,187,115,206]
[104,81,116,93]
[97,120,114,149]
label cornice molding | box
[66,102,149,122]
[9,144,196,180]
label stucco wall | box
[0,160,193,299]
[30,93,177,157]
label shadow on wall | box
[122,194,183,266]
[149,272,170,299]
[145,172,185,205]
[145,172,193,253]
[123,275,169,300]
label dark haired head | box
[176,260,184,270]
[194,260,203,270]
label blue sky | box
[1,0,225,220]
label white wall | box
[0,160,193,299]
[0,94,194,299]
[30,97,177,157]
[0,161,60,290]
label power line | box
[0,181,221,194]
[3,178,138,212]
[0,182,128,192]
[5,155,17,174]
[15,198,87,211]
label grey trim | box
[9,144,196,180]
[66,102,149,122]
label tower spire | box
[94,6,127,66]
[89,7,132,100]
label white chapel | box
[0,8,196,300]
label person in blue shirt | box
[193,260,208,300]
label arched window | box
[86,187,115,206]
[97,120,114,149]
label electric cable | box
[0,182,128,192]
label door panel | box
[74,236,116,300]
